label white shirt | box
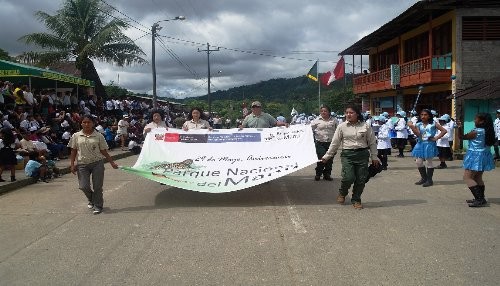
[377,123,392,149]
[494,118,500,139]
[394,117,408,139]
[24,91,34,105]
[446,120,456,140]
[436,124,451,147]
[106,100,114,110]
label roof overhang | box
[340,0,500,56]
[0,59,94,87]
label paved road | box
[0,154,499,285]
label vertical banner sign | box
[122,125,318,193]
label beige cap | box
[251,101,262,107]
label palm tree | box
[19,0,147,97]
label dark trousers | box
[377,149,389,167]
[77,160,105,208]
[340,149,369,203]
[494,140,500,158]
[396,138,407,155]
[315,141,333,177]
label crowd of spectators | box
[0,80,189,182]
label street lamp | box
[152,16,185,108]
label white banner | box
[122,125,317,193]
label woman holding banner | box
[310,105,338,181]
[143,109,168,135]
[321,105,379,210]
[182,107,212,131]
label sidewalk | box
[0,149,137,195]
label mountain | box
[186,73,354,103]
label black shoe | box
[468,199,487,207]
[323,175,333,181]
[10,176,16,182]
[415,167,427,185]
[93,207,103,214]
[422,168,434,187]
[436,163,447,169]
[314,175,321,181]
[382,166,387,170]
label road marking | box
[105,181,131,193]
[280,183,307,233]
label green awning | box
[0,59,94,87]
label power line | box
[99,0,149,30]
[156,37,201,79]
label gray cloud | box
[1,0,416,98]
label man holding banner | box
[240,101,287,128]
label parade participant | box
[183,107,212,130]
[276,113,286,124]
[143,109,168,134]
[407,109,447,187]
[375,116,391,170]
[457,113,495,207]
[240,101,286,128]
[394,111,408,157]
[69,115,118,214]
[321,105,379,210]
[493,109,500,160]
[444,114,456,161]
[436,116,452,169]
[407,110,419,151]
[310,105,338,181]
[213,115,223,129]
[117,114,130,151]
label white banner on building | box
[122,125,317,193]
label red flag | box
[320,71,332,86]
[333,56,345,81]
[320,57,345,86]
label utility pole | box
[151,16,185,108]
[151,22,159,108]
[198,43,219,115]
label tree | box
[0,48,12,61]
[19,0,147,97]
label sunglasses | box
[251,106,261,108]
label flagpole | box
[317,59,320,110]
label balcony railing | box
[353,55,452,94]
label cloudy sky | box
[0,0,416,98]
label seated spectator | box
[18,130,47,158]
[39,127,67,160]
[24,154,49,183]
[128,138,141,154]
[103,123,116,150]
[61,127,72,146]
[0,128,18,182]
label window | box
[404,32,429,62]
[463,16,500,41]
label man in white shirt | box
[494,109,500,160]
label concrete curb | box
[0,151,136,196]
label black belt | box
[346,148,368,152]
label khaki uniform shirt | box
[68,130,108,164]
[323,121,378,161]
[242,112,277,128]
[311,116,338,142]
[182,119,211,130]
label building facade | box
[341,0,500,118]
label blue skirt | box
[411,141,438,159]
[463,150,495,171]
